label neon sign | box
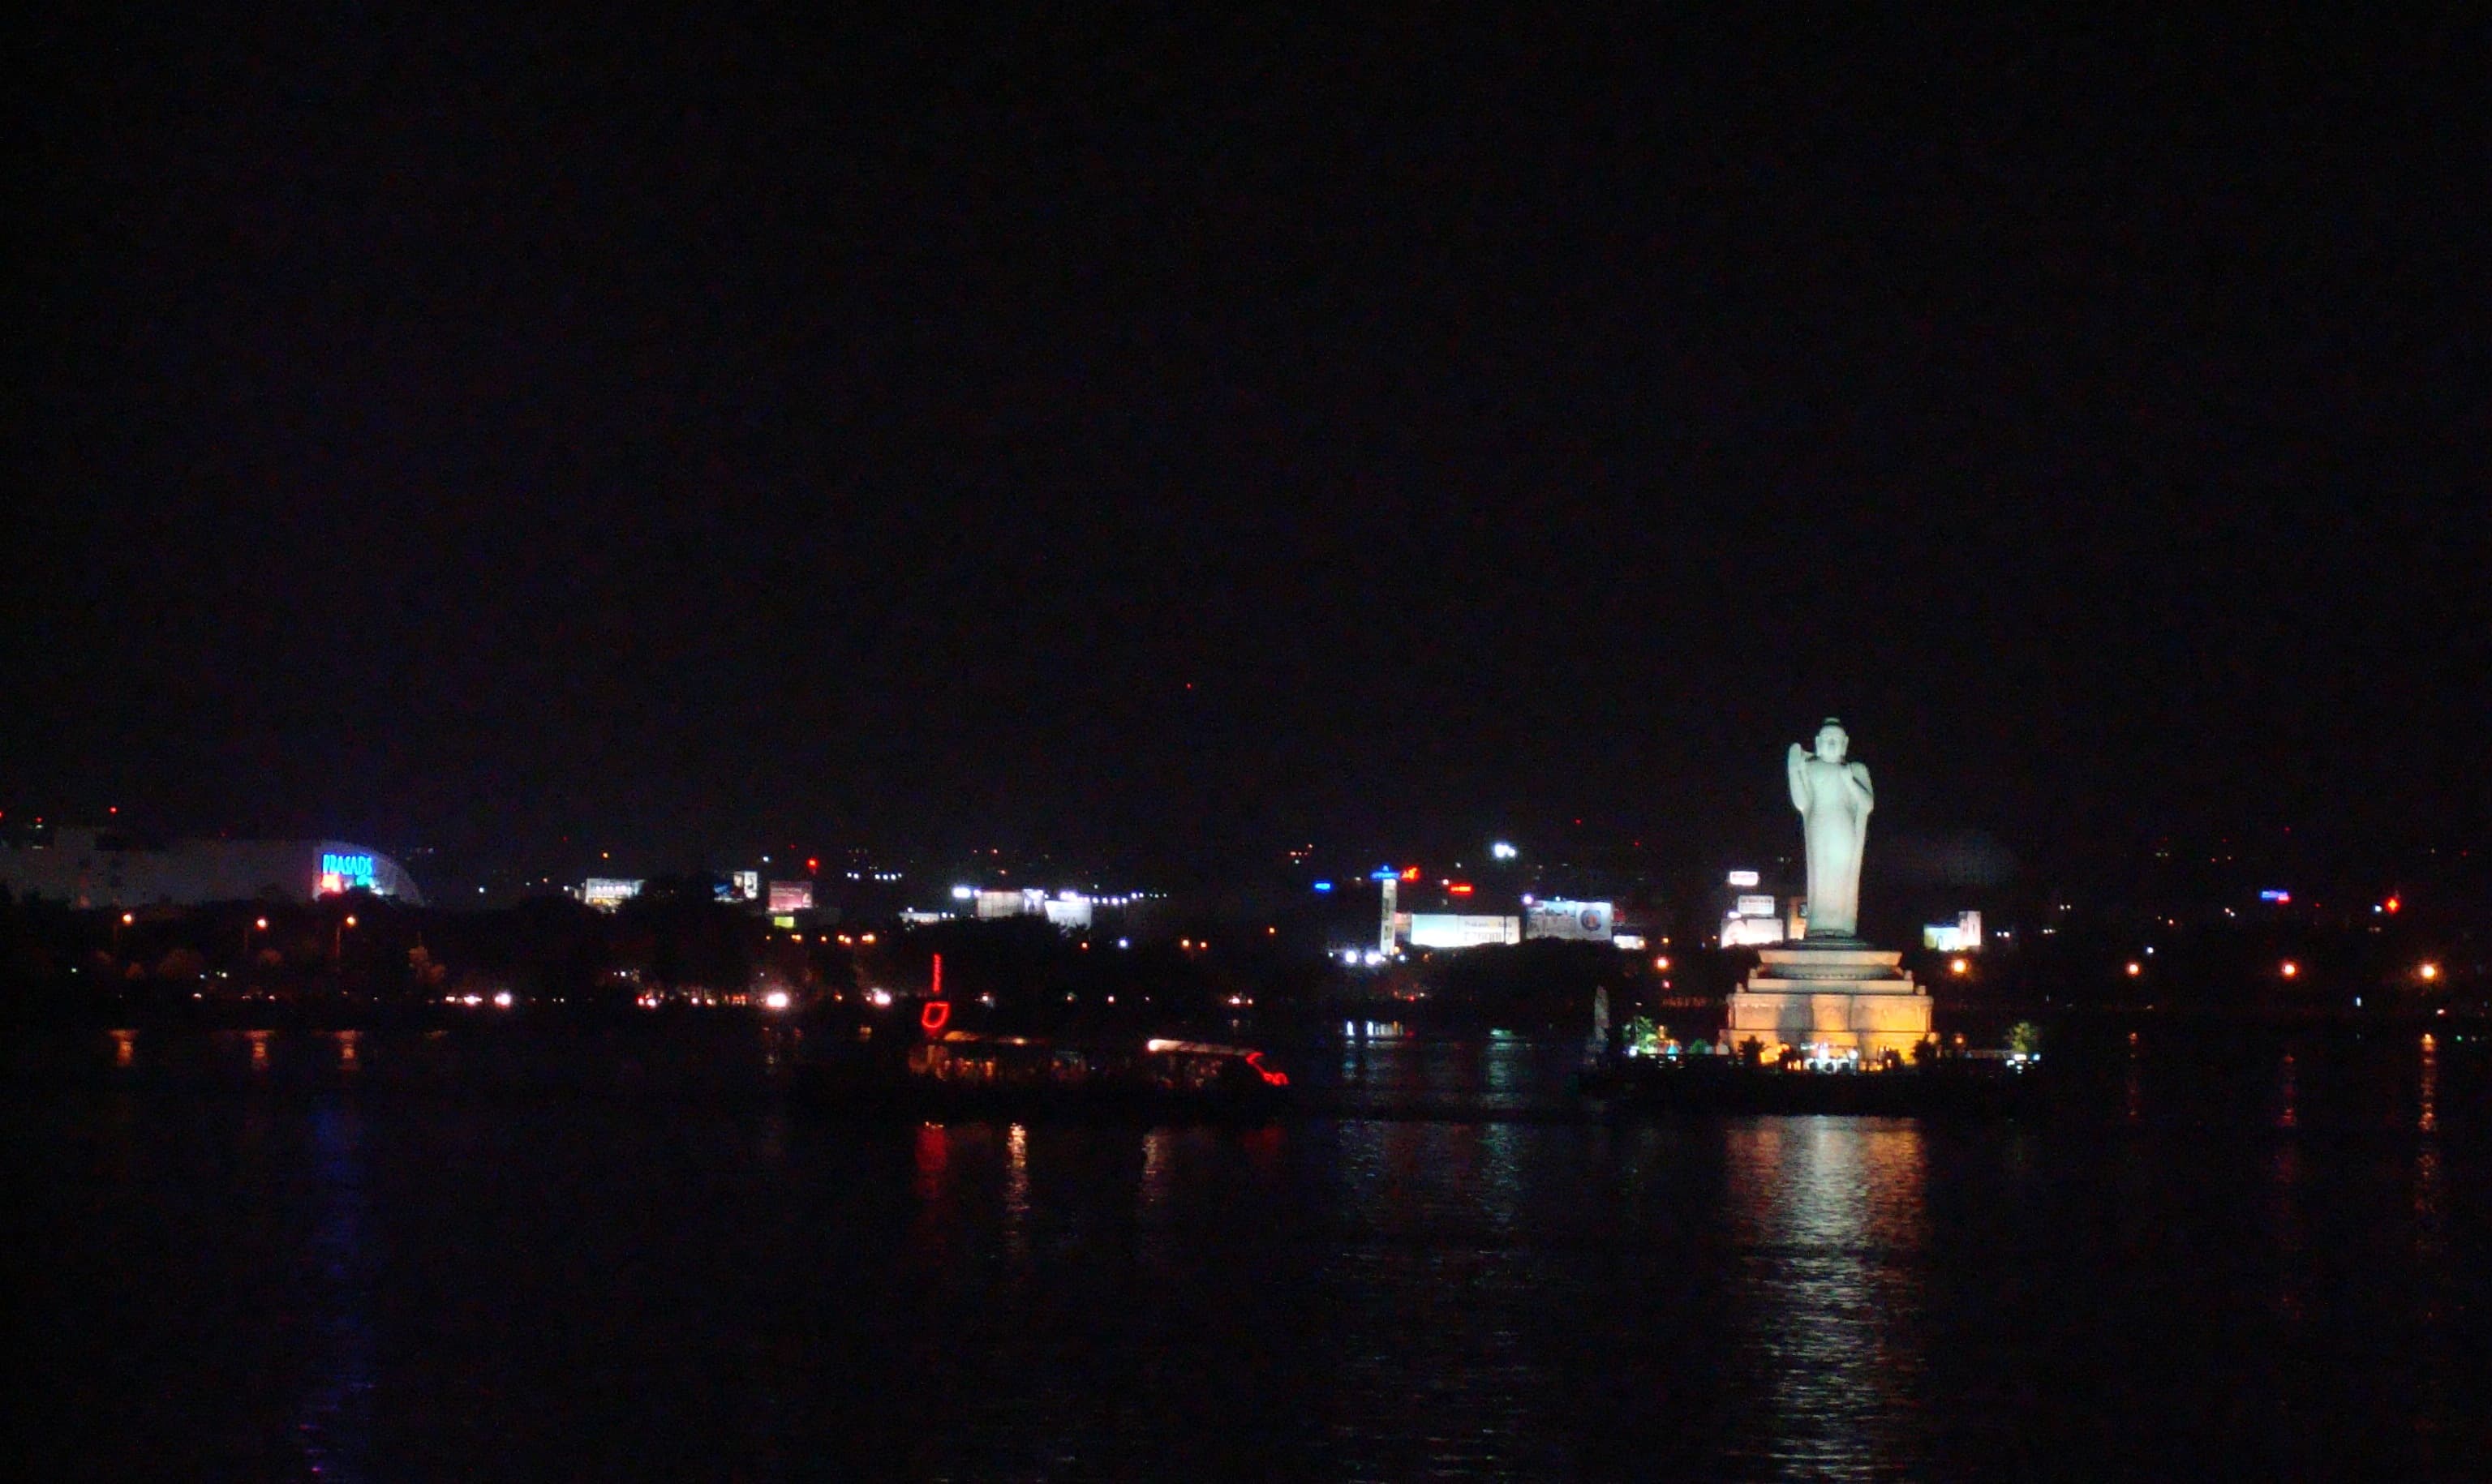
[319,853,376,894]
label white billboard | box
[730,870,760,903]
[1042,898,1093,929]
[1524,899,1613,941]
[582,877,642,911]
[1408,914,1522,949]
[1722,914,1785,947]
[1734,894,1777,919]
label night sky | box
[11,12,2486,886]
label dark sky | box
[11,11,2486,885]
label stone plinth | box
[1725,941,1931,1061]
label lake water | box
[13,1023,2488,1480]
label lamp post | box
[114,911,133,959]
[333,913,357,970]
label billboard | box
[1042,898,1093,930]
[1734,894,1777,919]
[319,852,378,895]
[730,871,760,903]
[1721,914,1785,947]
[1524,899,1613,941]
[767,881,814,914]
[1408,913,1521,949]
[1922,911,1983,953]
[582,877,642,911]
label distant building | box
[0,829,424,908]
[958,887,1101,930]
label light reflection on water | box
[295,1103,375,1482]
[2417,1033,2438,1134]
[1003,1122,1032,1264]
[15,1026,2489,1480]
[1721,1118,1929,1481]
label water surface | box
[15,1025,2487,1480]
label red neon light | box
[1448,883,1474,895]
[1399,867,1420,881]
[1243,1050,1289,1087]
[920,1000,952,1034]
[930,953,943,1000]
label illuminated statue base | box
[1725,941,1932,1062]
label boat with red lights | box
[794,1027,1292,1121]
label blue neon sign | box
[1313,881,1334,892]
[322,852,377,888]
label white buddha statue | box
[1787,718,1874,938]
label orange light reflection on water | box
[2417,1033,2438,1134]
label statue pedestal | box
[1725,941,1931,1063]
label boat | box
[1579,1049,2044,1117]
[793,1027,1292,1122]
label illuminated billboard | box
[1524,899,1613,941]
[1408,914,1521,949]
[1922,911,1984,953]
[1721,914,1785,947]
[582,877,642,911]
[1725,869,1761,888]
[319,852,378,895]
[1734,894,1777,919]
[767,881,814,914]
[731,870,760,903]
